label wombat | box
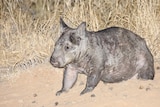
[50,18,155,96]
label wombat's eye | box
[70,32,75,36]
[64,45,70,51]
[59,43,63,46]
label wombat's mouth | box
[50,61,59,67]
[50,60,62,68]
[50,57,66,68]
[50,61,68,68]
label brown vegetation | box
[0,0,160,79]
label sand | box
[0,62,160,107]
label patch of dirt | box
[0,62,160,107]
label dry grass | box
[0,0,160,79]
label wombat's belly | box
[101,73,135,83]
[101,67,137,83]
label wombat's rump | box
[50,18,155,95]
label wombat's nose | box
[50,56,59,67]
[50,56,55,63]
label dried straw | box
[0,0,160,79]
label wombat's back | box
[95,27,155,82]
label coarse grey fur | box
[50,18,155,96]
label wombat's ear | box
[69,34,81,45]
[77,22,86,38]
[60,18,69,32]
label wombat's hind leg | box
[136,53,155,80]
[137,66,155,80]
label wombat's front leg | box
[80,71,101,95]
[56,65,78,96]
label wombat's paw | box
[138,70,154,80]
[80,87,94,95]
[56,90,63,96]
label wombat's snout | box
[50,56,59,67]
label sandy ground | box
[0,62,160,107]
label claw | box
[56,90,63,96]
[80,87,94,95]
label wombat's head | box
[50,18,87,68]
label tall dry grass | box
[0,0,160,79]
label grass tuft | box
[0,0,160,80]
